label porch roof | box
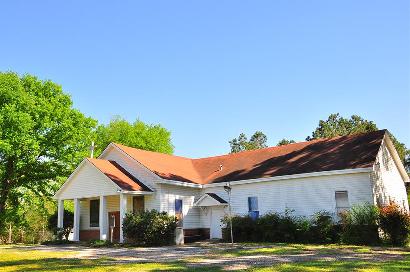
[87,158,152,192]
[194,193,228,207]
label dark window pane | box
[175,199,183,227]
[133,196,144,213]
[90,199,100,227]
[248,197,258,212]
[175,199,183,214]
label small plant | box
[344,204,379,225]
[88,239,114,247]
[378,202,410,246]
[122,210,177,246]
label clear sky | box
[1,1,409,158]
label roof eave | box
[382,132,410,182]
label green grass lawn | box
[1,244,409,271]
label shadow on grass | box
[2,256,410,272]
[248,257,410,272]
[0,257,225,272]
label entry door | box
[210,207,225,239]
[108,211,120,242]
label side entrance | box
[210,207,225,239]
[108,211,120,243]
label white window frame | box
[335,191,349,214]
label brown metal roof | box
[87,158,152,191]
[113,129,386,185]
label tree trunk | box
[0,158,15,231]
[20,229,24,243]
[8,223,12,243]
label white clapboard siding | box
[159,184,202,229]
[201,172,373,227]
[57,161,119,200]
[99,145,161,211]
[371,141,409,210]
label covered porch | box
[53,158,154,243]
[57,192,150,243]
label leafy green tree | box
[94,116,174,156]
[0,72,96,231]
[277,139,296,146]
[229,131,267,153]
[229,133,248,153]
[306,114,378,141]
[307,113,408,166]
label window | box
[90,199,100,227]
[248,196,259,220]
[133,196,144,213]
[175,199,183,227]
[335,191,349,214]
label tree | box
[306,113,378,141]
[307,113,408,165]
[229,131,267,153]
[0,72,96,231]
[94,117,174,156]
[277,139,296,146]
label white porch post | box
[99,196,108,241]
[119,193,128,243]
[73,198,80,241]
[57,199,64,229]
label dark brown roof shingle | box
[113,130,386,185]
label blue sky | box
[1,1,409,158]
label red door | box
[108,211,120,243]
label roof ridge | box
[112,142,192,160]
[113,129,387,161]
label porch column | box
[119,193,128,243]
[57,199,64,229]
[73,198,80,241]
[99,196,108,241]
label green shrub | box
[222,203,410,246]
[47,210,74,241]
[256,212,282,242]
[340,204,380,245]
[222,209,338,244]
[122,210,177,246]
[309,211,339,244]
[379,202,410,246]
